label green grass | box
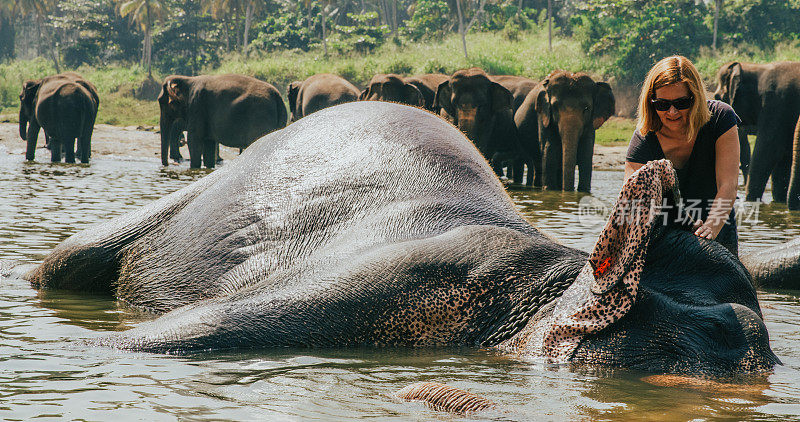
[596,117,635,146]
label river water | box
[1,151,800,420]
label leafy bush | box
[713,0,800,49]
[402,0,450,41]
[252,12,314,52]
[574,0,711,84]
[329,12,390,54]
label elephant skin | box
[27,102,778,376]
[19,72,99,163]
[358,74,425,108]
[158,74,287,169]
[287,73,360,121]
[435,68,540,185]
[713,61,800,204]
[403,73,448,112]
[789,115,800,210]
[516,70,615,192]
[742,237,800,289]
[490,75,538,182]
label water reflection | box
[1,154,800,419]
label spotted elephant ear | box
[434,81,455,119]
[403,84,424,108]
[541,159,679,361]
[592,82,615,130]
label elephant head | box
[714,62,759,126]
[18,79,42,140]
[434,68,514,154]
[158,76,191,166]
[359,74,424,108]
[534,71,615,191]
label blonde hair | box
[636,55,710,141]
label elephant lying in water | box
[28,102,777,376]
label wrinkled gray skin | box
[28,102,778,376]
[404,73,448,112]
[158,74,287,169]
[358,74,424,108]
[742,237,800,289]
[713,62,800,204]
[435,68,540,185]
[517,70,615,192]
[287,73,360,121]
[19,72,99,163]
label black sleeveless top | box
[626,100,741,223]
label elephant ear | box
[592,82,615,130]
[435,81,455,118]
[488,82,513,114]
[20,80,41,108]
[403,83,424,108]
[534,84,551,128]
[728,62,743,107]
[287,81,301,117]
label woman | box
[625,56,741,255]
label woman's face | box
[653,82,692,134]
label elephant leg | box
[216,143,223,164]
[512,159,524,185]
[169,131,184,163]
[771,152,791,203]
[187,133,203,169]
[49,138,62,162]
[79,125,93,164]
[203,140,217,169]
[64,138,76,164]
[738,128,751,183]
[25,122,41,161]
[576,130,595,193]
[746,117,792,202]
[789,118,800,210]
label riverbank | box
[0,122,627,170]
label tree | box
[117,0,165,76]
[203,0,268,56]
[0,0,17,60]
[712,0,721,50]
[452,0,488,59]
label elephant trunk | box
[456,106,481,149]
[788,116,800,210]
[19,107,27,140]
[160,115,172,167]
[558,111,583,191]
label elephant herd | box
[17,62,800,202]
[18,68,614,192]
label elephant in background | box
[790,115,800,209]
[19,72,99,163]
[713,61,800,204]
[515,70,615,191]
[158,74,287,169]
[491,75,538,182]
[490,75,537,112]
[742,236,800,289]
[404,73,448,112]
[358,74,424,108]
[434,67,539,183]
[27,102,778,377]
[287,74,360,121]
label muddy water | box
[2,152,800,420]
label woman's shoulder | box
[704,99,741,138]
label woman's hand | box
[692,219,721,239]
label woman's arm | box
[624,161,644,181]
[693,125,740,239]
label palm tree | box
[117,0,165,77]
[203,0,266,56]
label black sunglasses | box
[651,96,694,111]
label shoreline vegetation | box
[2,27,800,146]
